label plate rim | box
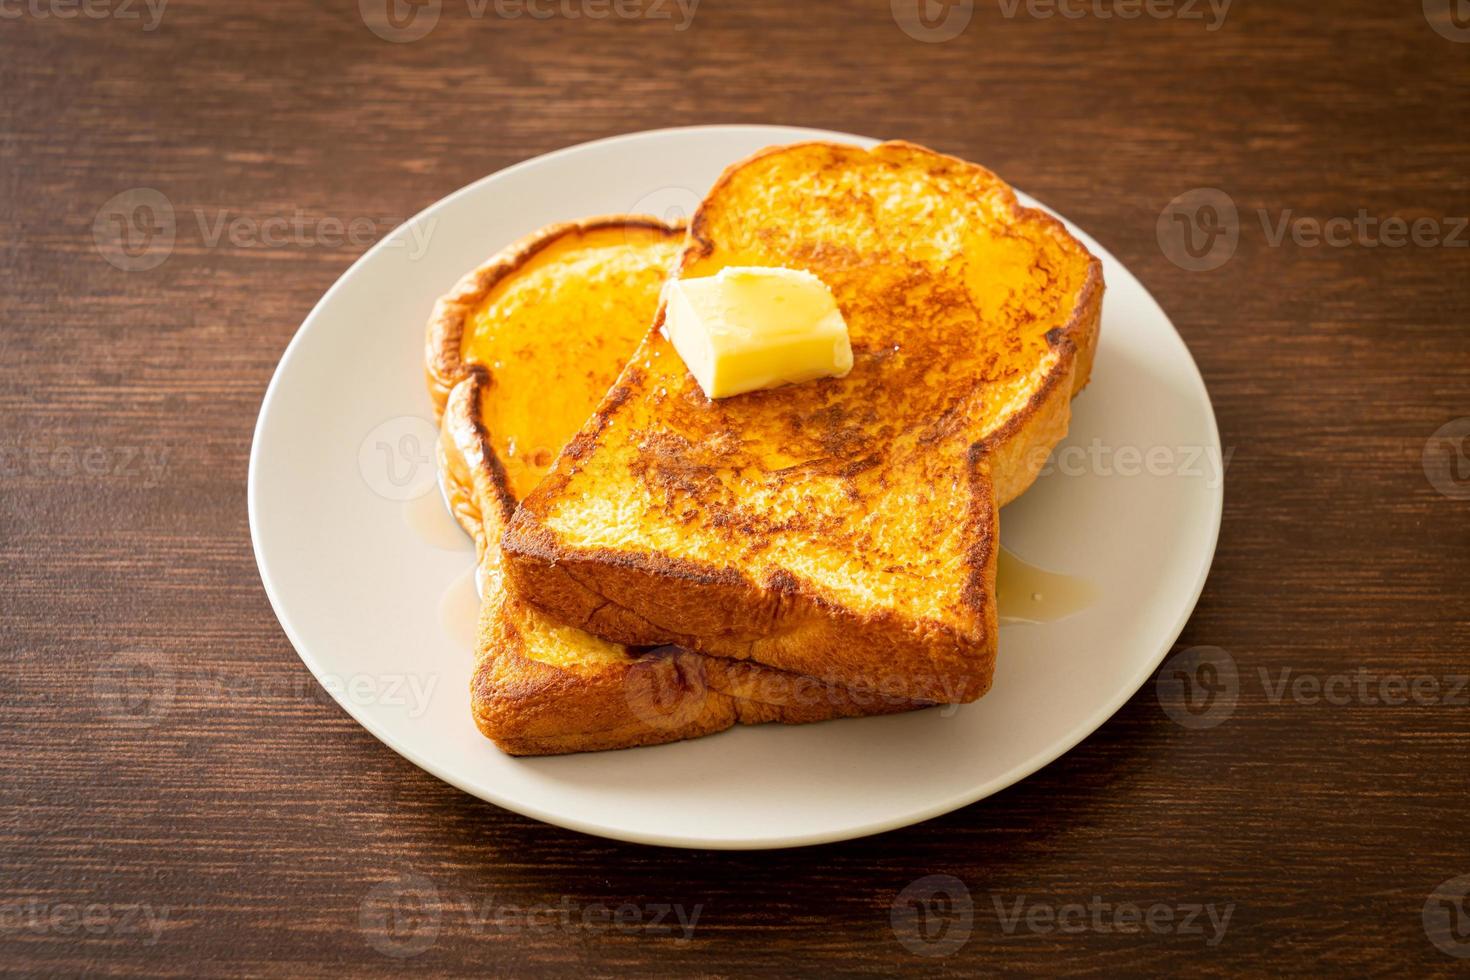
[248,124,1223,849]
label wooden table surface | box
[4,0,1468,974]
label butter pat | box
[664,266,853,399]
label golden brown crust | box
[430,217,927,755]
[501,491,996,705]
[973,198,1105,506]
[677,138,1105,506]
[441,371,924,756]
[501,140,1104,704]
[424,214,683,420]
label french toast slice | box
[501,142,1104,705]
[427,217,921,755]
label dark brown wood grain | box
[2,0,1468,974]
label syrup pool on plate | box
[996,547,1098,626]
[403,489,473,551]
[439,565,481,649]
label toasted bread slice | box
[428,217,920,755]
[501,142,1104,704]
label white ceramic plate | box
[249,125,1221,849]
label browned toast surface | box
[429,217,921,755]
[501,142,1103,703]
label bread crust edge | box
[500,141,1104,702]
[429,217,926,755]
